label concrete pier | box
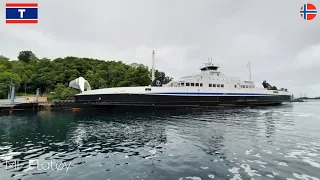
[0,100,76,112]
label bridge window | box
[191,83,195,86]
[213,84,216,87]
[217,84,220,87]
[186,83,190,86]
[200,66,218,71]
[221,84,224,88]
[209,84,212,87]
[200,83,203,87]
[195,83,199,86]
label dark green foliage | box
[50,84,78,100]
[18,51,36,63]
[0,72,21,99]
[0,51,172,100]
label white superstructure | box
[74,62,290,97]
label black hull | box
[74,94,291,108]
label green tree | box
[1,52,172,100]
[52,83,78,100]
[18,51,36,63]
[21,75,29,95]
[0,55,9,61]
[0,64,6,72]
[0,72,22,99]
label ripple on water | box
[292,173,320,180]
[0,105,320,179]
[180,177,202,180]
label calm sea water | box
[1,101,320,180]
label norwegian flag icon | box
[300,3,317,20]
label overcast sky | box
[1,0,319,97]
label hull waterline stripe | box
[146,92,283,96]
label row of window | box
[209,84,224,88]
[185,83,225,88]
[169,83,253,88]
[185,83,203,87]
[240,85,254,88]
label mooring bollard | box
[10,85,15,105]
[36,88,40,103]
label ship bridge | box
[200,62,220,71]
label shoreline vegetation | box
[1,51,318,103]
[0,51,172,101]
[291,97,320,102]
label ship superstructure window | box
[181,83,184,87]
[217,84,220,87]
[209,84,212,87]
[246,85,248,88]
[221,84,224,88]
[186,83,190,86]
[234,85,237,88]
[213,84,216,87]
[200,83,203,87]
[191,83,195,86]
[195,83,199,86]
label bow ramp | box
[69,77,92,92]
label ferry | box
[69,51,292,108]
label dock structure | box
[0,86,76,112]
[0,100,76,112]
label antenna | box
[152,50,155,81]
[248,61,252,81]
